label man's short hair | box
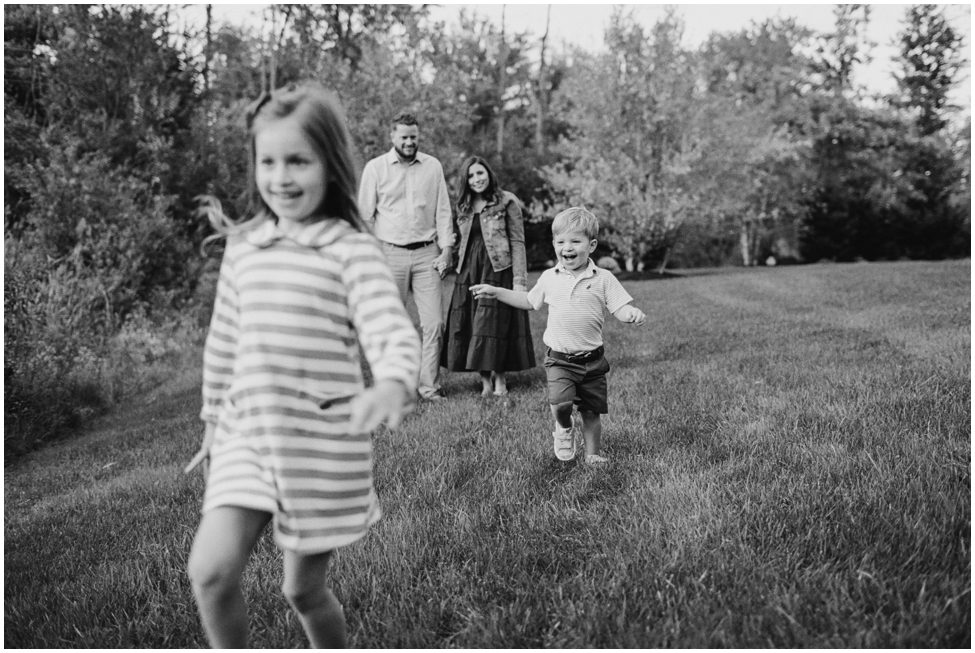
[391,111,419,129]
[552,207,599,240]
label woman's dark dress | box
[442,213,535,372]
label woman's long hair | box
[454,155,502,214]
[200,82,366,247]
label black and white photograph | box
[4,2,970,648]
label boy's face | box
[552,229,597,272]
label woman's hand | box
[433,246,453,278]
[349,379,415,434]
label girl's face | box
[467,163,490,196]
[254,115,327,226]
[552,229,597,273]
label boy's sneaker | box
[552,424,576,461]
[584,454,608,465]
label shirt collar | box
[385,148,427,165]
[244,218,351,249]
[554,258,597,279]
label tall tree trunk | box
[740,217,753,266]
[533,5,551,157]
[203,4,211,96]
[496,5,508,160]
[656,247,670,274]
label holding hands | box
[433,246,453,279]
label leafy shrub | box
[3,137,204,457]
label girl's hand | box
[469,284,498,300]
[349,379,414,434]
[185,422,215,475]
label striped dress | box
[200,218,420,553]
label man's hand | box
[433,246,453,278]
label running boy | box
[470,207,645,464]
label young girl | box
[186,82,420,648]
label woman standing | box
[442,156,535,396]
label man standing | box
[358,111,454,401]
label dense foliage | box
[3,4,969,450]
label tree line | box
[3,4,969,449]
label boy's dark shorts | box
[543,347,610,414]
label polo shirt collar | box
[554,258,597,279]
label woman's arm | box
[504,193,529,291]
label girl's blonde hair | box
[200,82,366,246]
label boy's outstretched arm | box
[470,283,534,311]
[613,302,646,325]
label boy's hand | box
[469,283,498,300]
[617,304,646,326]
[349,379,414,433]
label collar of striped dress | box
[245,219,352,249]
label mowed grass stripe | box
[4,260,970,647]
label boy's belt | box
[547,346,604,363]
[388,239,434,250]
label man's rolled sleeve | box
[434,162,454,249]
[357,161,378,229]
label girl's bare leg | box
[187,507,270,647]
[282,550,347,648]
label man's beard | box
[395,144,417,161]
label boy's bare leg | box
[580,410,602,457]
[187,507,271,647]
[550,401,573,429]
[282,550,347,648]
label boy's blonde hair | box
[552,207,599,240]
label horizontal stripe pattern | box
[200,219,419,553]
[527,261,634,354]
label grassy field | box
[4,259,970,648]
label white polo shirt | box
[526,259,633,355]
